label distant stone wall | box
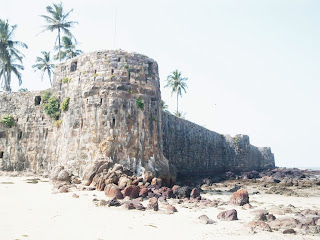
[162,112,275,177]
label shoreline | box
[1,167,320,240]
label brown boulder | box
[217,209,238,221]
[151,178,162,187]
[118,176,132,189]
[159,187,173,199]
[82,160,111,186]
[105,184,123,199]
[247,221,272,232]
[107,198,121,207]
[302,209,318,216]
[72,193,79,198]
[283,229,296,234]
[71,176,81,184]
[49,166,65,181]
[132,200,145,211]
[147,197,159,211]
[105,172,120,185]
[269,217,299,229]
[59,186,69,193]
[56,169,70,182]
[172,185,180,193]
[122,185,140,199]
[166,204,178,214]
[92,171,108,191]
[139,188,149,198]
[144,171,154,183]
[229,189,249,206]
[123,202,135,210]
[190,188,200,199]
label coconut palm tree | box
[32,51,55,85]
[165,70,188,114]
[0,56,24,92]
[40,3,78,61]
[54,36,82,60]
[0,19,28,92]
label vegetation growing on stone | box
[42,90,51,102]
[60,97,70,111]
[233,137,240,146]
[136,97,144,110]
[62,77,71,84]
[1,114,16,127]
[54,120,62,127]
[43,94,60,119]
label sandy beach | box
[1,172,319,240]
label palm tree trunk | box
[176,92,179,114]
[58,28,61,62]
[7,72,11,92]
[48,72,52,86]
[3,63,9,92]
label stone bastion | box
[0,50,275,183]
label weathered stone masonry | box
[0,50,275,180]
[162,112,274,178]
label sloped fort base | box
[0,50,274,181]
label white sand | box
[0,176,319,240]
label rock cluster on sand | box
[48,165,320,237]
[50,163,208,213]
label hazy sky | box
[1,0,319,168]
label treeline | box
[0,3,81,91]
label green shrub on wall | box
[43,95,60,119]
[1,114,16,128]
[136,97,144,110]
[62,77,71,84]
[233,137,240,145]
[54,120,62,127]
[60,97,70,112]
[42,90,51,102]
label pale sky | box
[1,0,319,168]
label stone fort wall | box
[162,112,274,178]
[0,50,274,180]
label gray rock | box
[198,215,214,224]
[217,209,238,221]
